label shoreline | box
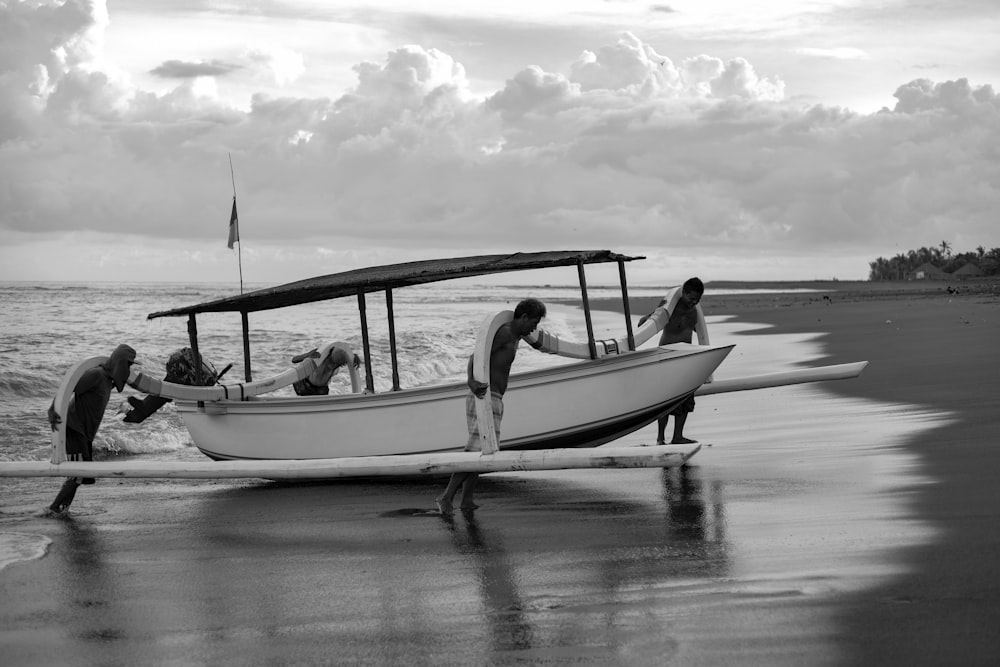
[593,285,1000,663]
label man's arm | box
[695,305,713,383]
[47,400,60,431]
[695,305,710,346]
[638,287,681,327]
[467,355,488,398]
[49,370,99,431]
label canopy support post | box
[241,311,252,381]
[577,261,597,359]
[357,288,375,393]
[386,289,401,391]
[188,314,202,384]
[618,260,636,351]
[188,314,205,407]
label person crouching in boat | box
[292,347,362,396]
[47,344,136,514]
[436,298,547,515]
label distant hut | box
[908,262,948,280]
[952,262,984,279]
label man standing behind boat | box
[638,277,711,445]
[47,344,136,514]
[436,298,547,515]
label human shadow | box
[441,510,534,652]
[57,518,125,642]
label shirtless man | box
[292,347,362,396]
[436,298,546,514]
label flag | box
[227,198,239,249]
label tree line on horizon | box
[868,242,1000,281]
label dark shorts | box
[293,377,330,396]
[670,394,695,415]
[66,428,93,460]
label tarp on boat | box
[148,250,641,319]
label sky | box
[1,0,998,287]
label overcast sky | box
[2,0,998,286]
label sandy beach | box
[608,278,1000,665]
[721,280,1000,666]
[2,279,998,665]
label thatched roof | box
[953,262,984,276]
[908,262,947,278]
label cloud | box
[246,45,305,86]
[1,5,997,283]
[486,66,578,117]
[796,47,870,61]
[892,77,998,114]
[150,59,243,79]
[567,33,784,101]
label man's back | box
[488,323,520,395]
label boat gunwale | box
[171,344,734,411]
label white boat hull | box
[176,343,733,461]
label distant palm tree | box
[977,246,985,260]
[940,240,952,259]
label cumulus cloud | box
[1,5,997,281]
[486,66,578,117]
[892,77,997,114]
[246,45,305,86]
[567,33,784,101]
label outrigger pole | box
[2,444,702,480]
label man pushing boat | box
[47,344,136,514]
[637,277,712,445]
[436,298,547,515]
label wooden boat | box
[134,250,734,461]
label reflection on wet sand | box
[661,465,727,554]
[441,511,534,652]
[427,465,733,661]
[590,465,730,602]
[57,518,123,642]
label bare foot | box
[459,502,479,511]
[435,497,453,515]
[655,439,666,446]
[671,436,697,444]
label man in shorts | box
[436,298,546,514]
[638,277,711,444]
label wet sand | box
[612,278,1000,665]
[2,279,998,665]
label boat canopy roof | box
[148,250,642,319]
